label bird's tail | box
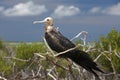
[70,58,103,79]
[67,50,104,79]
[56,49,104,79]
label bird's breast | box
[45,26,53,32]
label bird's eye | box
[47,19,49,21]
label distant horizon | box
[1,27,120,42]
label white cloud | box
[0,7,4,12]
[52,5,80,18]
[89,3,120,16]
[89,7,102,13]
[2,1,47,17]
[102,3,120,15]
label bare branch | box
[31,70,36,80]
[94,52,104,62]
[34,53,46,59]
[46,56,68,71]
[54,44,81,57]
[0,76,7,80]
[68,65,76,80]
[47,66,57,80]
[3,57,30,62]
[114,50,120,58]
[71,31,88,41]
[36,66,42,76]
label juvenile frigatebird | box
[33,17,104,78]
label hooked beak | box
[33,20,46,24]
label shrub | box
[0,55,12,77]
[0,40,12,77]
[93,29,120,73]
[15,42,47,70]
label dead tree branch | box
[0,76,7,80]
[54,44,81,57]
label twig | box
[68,65,76,80]
[23,75,44,80]
[103,72,115,76]
[36,66,42,76]
[110,54,117,78]
[46,55,68,71]
[47,66,57,80]
[54,44,81,57]
[71,31,88,41]
[31,70,36,80]
[12,62,16,80]
[114,50,120,58]
[48,73,57,80]
[102,52,110,61]
[94,52,104,62]
[86,43,96,52]
[71,31,88,51]
[3,57,30,62]
[14,71,22,79]
[0,76,7,80]
[34,53,46,59]
[27,56,38,69]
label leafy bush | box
[0,55,12,77]
[100,29,120,51]
[0,39,12,77]
[15,42,47,70]
[0,42,47,78]
[92,29,120,73]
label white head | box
[33,17,54,26]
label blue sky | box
[0,0,120,42]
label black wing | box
[45,30,75,52]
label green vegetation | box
[0,29,120,80]
[92,29,120,73]
[15,43,46,69]
[0,41,47,78]
[0,38,3,49]
[0,39,12,77]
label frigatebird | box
[33,17,104,78]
